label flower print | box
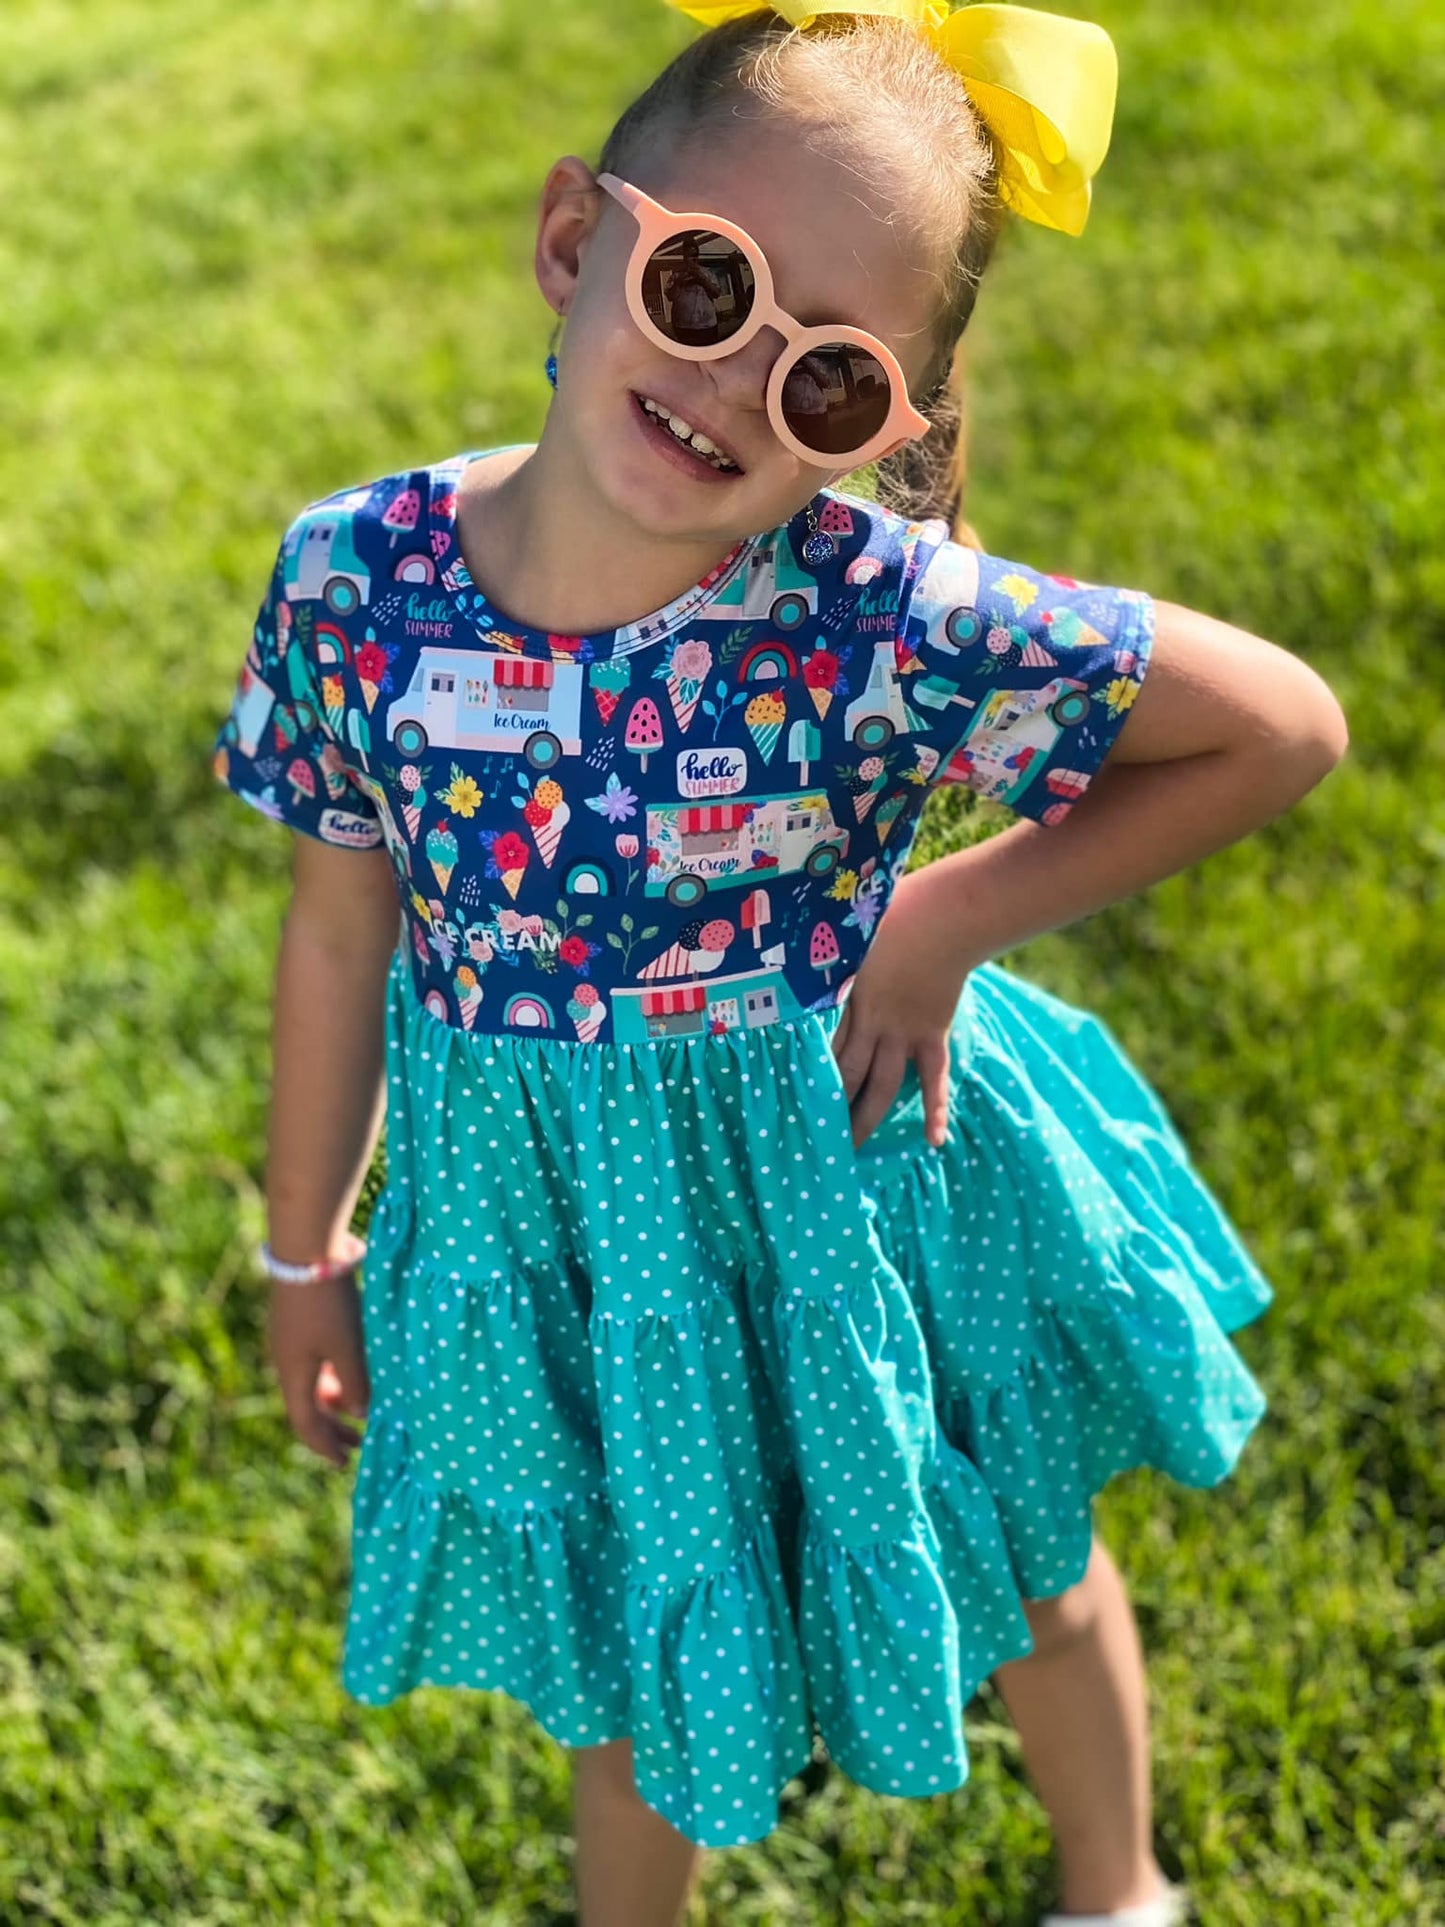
[428,917,459,970]
[490,829,531,872]
[670,638,713,683]
[803,648,841,691]
[1105,672,1145,717]
[584,770,640,824]
[482,825,533,901]
[355,638,389,683]
[842,872,888,943]
[828,867,859,902]
[612,830,644,892]
[559,934,590,967]
[996,571,1040,612]
[441,766,484,817]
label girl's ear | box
[535,154,605,317]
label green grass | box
[1,0,1441,1920]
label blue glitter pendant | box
[544,352,558,391]
[802,528,836,566]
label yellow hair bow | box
[663,0,1118,236]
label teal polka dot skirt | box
[341,947,1272,1848]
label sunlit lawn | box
[1,0,1441,1920]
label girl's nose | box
[703,324,788,411]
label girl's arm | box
[267,837,400,1265]
[265,836,400,1468]
[903,597,1349,967]
[835,600,1347,1152]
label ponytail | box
[872,336,984,550]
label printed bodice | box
[213,449,1154,1044]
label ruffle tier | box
[341,949,1271,1847]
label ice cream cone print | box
[426,820,459,894]
[744,691,787,766]
[640,940,694,980]
[524,779,569,870]
[360,678,381,713]
[531,801,569,868]
[590,659,631,727]
[852,756,888,825]
[667,675,704,735]
[874,791,907,845]
[567,987,603,1042]
[501,866,526,900]
[661,639,711,737]
[455,967,482,1030]
[399,767,425,841]
[809,686,834,724]
[321,674,346,737]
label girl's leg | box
[569,1737,705,1927]
[992,1535,1171,1917]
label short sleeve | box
[903,540,1155,827]
[210,524,384,849]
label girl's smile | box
[534,122,944,555]
[629,389,747,480]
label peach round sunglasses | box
[595,172,932,471]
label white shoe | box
[1040,1876,1189,1927]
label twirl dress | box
[212,448,1273,1848]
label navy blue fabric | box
[212,449,1154,1044]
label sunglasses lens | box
[781,344,892,456]
[641,230,756,346]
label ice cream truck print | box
[611,959,808,1043]
[282,509,371,617]
[646,789,849,908]
[708,536,820,631]
[387,647,585,768]
[843,636,914,751]
[942,675,1099,812]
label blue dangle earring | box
[544,314,562,391]
[801,499,837,566]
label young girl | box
[211,5,1348,1922]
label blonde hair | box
[595,10,1011,545]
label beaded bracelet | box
[257,1238,368,1286]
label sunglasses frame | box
[595,172,932,472]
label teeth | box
[638,394,738,470]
